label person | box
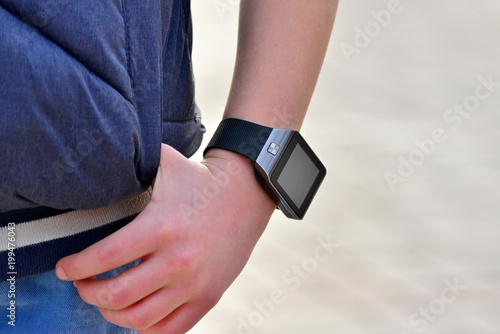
[0,0,338,332]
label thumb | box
[150,144,199,201]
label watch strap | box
[203,118,273,161]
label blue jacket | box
[0,0,204,211]
[0,0,205,279]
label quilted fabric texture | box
[0,0,204,211]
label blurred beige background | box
[188,1,500,333]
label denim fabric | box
[0,260,140,333]
[0,0,204,212]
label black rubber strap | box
[203,118,273,162]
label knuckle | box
[172,249,200,276]
[103,288,128,310]
[94,284,126,310]
[95,288,113,308]
[176,253,196,270]
[155,222,172,244]
[106,275,137,309]
[126,309,150,330]
[95,286,115,307]
[96,243,122,264]
[191,275,219,307]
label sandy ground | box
[188,1,500,333]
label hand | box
[55,144,276,333]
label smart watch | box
[203,118,326,220]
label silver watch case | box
[255,129,326,220]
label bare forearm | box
[224,0,339,130]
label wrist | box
[202,148,276,215]
[204,118,326,219]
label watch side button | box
[267,142,280,155]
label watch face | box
[270,132,326,219]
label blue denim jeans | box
[0,261,139,333]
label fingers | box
[73,252,215,332]
[72,254,213,332]
[98,287,185,330]
[55,208,163,281]
[73,255,184,310]
[140,299,218,334]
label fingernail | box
[56,266,68,280]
